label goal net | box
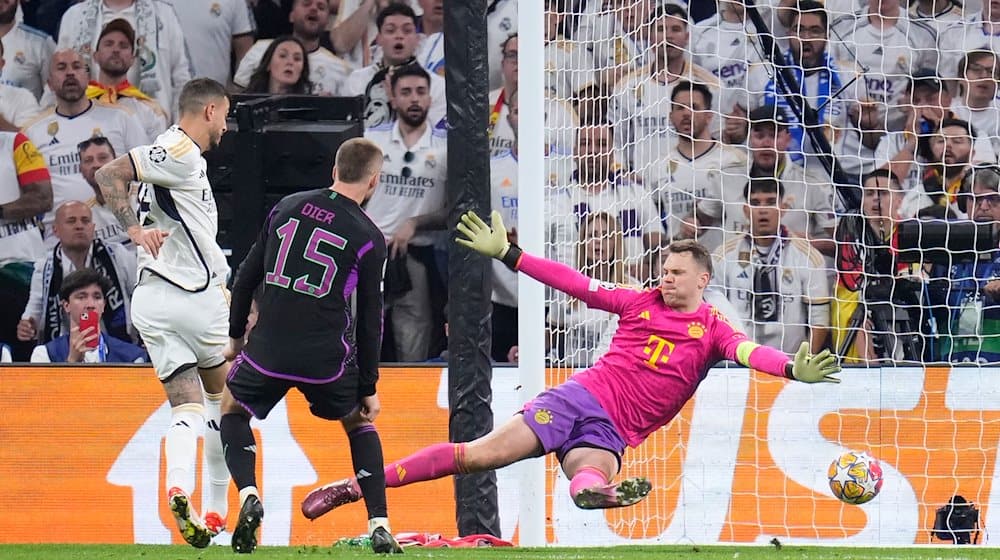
[527,0,1000,545]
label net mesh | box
[532,0,1000,544]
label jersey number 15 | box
[265,218,348,299]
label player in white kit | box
[95,78,232,548]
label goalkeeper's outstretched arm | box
[455,210,635,315]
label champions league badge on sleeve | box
[149,146,168,163]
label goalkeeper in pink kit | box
[302,211,841,516]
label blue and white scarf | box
[763,50,842,164]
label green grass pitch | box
[1,544,996,560]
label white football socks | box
[165,403,205,495]
[204,391,230,517]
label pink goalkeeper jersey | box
[518,252,790,447]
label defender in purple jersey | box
[220,139,401,554]
[301,211,841,519]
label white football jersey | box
[334,0,423,68]
[829,13,936,117]
[720,160,836,244]
[545,37,596,100]
[0,22,55,100]
[490,150,518,307]
[171,0,255,85]
[0,83,41,127]
[488,88,577,158]
[608,61,723,173]
[654,142,748,252]
[129,126,229,291]
[565,173,661,268]
[712,235,831,354]
[343,64,447,130]
[691,17,761,102]
[909,1,967,39]
[0,131,45,267]
[950,98,1000,141]
[937,12,1000,79]
[234,40,352,96]
[363,121,448,246]
[22,102,147,237]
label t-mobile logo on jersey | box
[642,335,675,369]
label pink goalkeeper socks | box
[384,442,466,488]
[570,466,609,496]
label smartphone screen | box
[79,312,100,349]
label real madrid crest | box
[47,121,59,137]
[210,2,222,16]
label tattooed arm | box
[95,154,170,258]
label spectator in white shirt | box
[172,0,256,85]
[242,35,313,94]
[235,0,352,96]
[0,0,56,100]
[0,40,41,130]
[84,18,168,143]
[58,0,192,118]
[344,3,446,129]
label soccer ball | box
[828,450,884,505]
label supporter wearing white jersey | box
[724,106,836,258]
[94,78,232,546]
[609,6,722,174]
[489,35,578,158]
[909,0,968,38]
[951,50,1000,141]
[691,2,763,114]
[78,136,133,247]
[566,122,662,282]
[836,99,884,179]
[331,0,423,69]
[712,177,830,354]
[86,19,168,144]
[363,65,447,362]
[0,6,55,100]
[544,0,595,100]
[745,2,859,172]
[653,82,747,254]
[0,81,40,128]
[576,0,656,88]
[22,50,145,242]
[937,3,1000,79]
[58,0,191,118]
[236,39,351,96]
[829,1,936,130]
[0,131,50,361]
[235,0,352,96]
[343,4,446,129]
[416,31,445,76]
[171,0,255,85]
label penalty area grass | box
[0,544,996,560]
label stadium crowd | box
[5,0,1000,366]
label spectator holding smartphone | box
[30,268,146,363]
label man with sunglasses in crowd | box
[363,64,447,362]
[930,166,1000,364]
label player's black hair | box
[939,118,977,141]
[178,77,228,117]
[60,268,112,302]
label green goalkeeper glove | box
[791,341,841,384]
[455,210,511,259]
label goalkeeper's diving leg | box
[301,408,652,519]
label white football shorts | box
[131,274,230,382]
